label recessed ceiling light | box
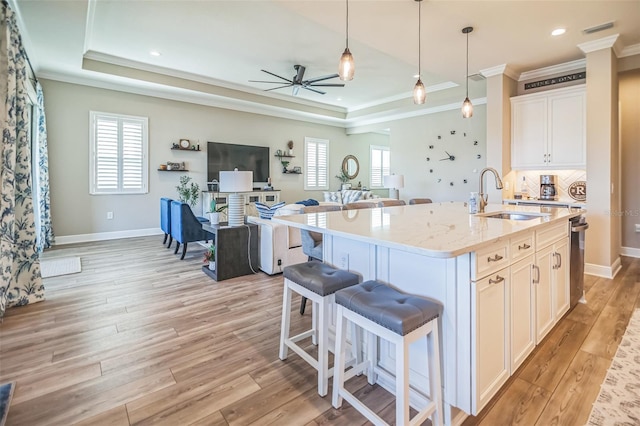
[551,28,566,36]
[336,97,342,101]
[150,50,161,57]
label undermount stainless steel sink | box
[478,212,550,221]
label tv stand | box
[201,190,281,217]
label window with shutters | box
[370,145,390,188]
[89,111,148,194]
[304,137,329,191]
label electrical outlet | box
[107,212,113,220]
[635,224,640,233]
[337,252,349,270]
[504,181,510,191]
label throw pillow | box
[254,201,286,220]
[341,190,363,204]
[323,191,342,204]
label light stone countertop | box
[272,202,585,258]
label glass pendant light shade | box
[462,96,473,117]
[338,0,354,81]
[413,78,426,104]
[339,47,355,81]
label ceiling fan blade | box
[264,84,293,92]
[293,65,306,84]
[304,73,340,84]
[260,69,292,83]
[307,83,345,87]
[249,80,290,84]
[303,86,326,95]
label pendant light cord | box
[465,30,469,97]
[418,0,421,77]
[345,0,349,49]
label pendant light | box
[338,0,355,81]
[413,0,426,105]
[461,26,474,118]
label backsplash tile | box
[515,170,587,202]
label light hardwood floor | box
[0,236,638,425]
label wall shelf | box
[158,169,189,172]
[275,154,295,158]
[171,147,201,152]
[283,170,302,174]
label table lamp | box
[383,174,404,200]
[219,169,253,227]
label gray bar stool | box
[279,261,359,397]
[332,280,443,426]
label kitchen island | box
[273,202,584,424]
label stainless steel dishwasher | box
[570,215,589,307]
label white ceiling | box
[12,0,640,124]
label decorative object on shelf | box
[384,174,405,200]
[461,26,474,118]
[287,140,294,156]
[292,166,302,174]
[281,161,289,173]
[207,198,227,225]
[179,139,191,149]
[338,0,355,81]
[412,0,426,104]
[166,161,186,171]
[276,149,282,156]
[176,175,200,207]
[159,164,167,170]
[204,245,216,271]
[219,169,253,227]
[341,154,359,179]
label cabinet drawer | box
[473,240,509,280]
[536,221,568,249]
[511,232,535,263]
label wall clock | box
[439,151,455,161]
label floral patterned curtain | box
[0,3,44,317]
[36,82,54,251]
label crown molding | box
[578,34,620,56]
[518,59,586,81]
[479,64,519,81]
[38,69,349,128]
[83,51,347,114]
[345,97,487,129]
[83,0,97,55]
[619,43,640,58]
[348,81,458,113]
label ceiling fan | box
[249,64,345,96]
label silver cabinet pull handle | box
[518,243,531,250]
[556,252,562,269]
[532,265,540,283]
[487,254,504,262]
[489,275,505,284]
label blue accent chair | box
[160,197,173,247]
[170,201,214,260]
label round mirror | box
[342,155,359,180]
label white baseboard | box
[585,256,622,279]
[54,228,163,245]
[620,246,640,258]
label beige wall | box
[619,69,640,250]
[40,79,388,238]
[388,105,487,202]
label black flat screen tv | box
[207,142,270,187]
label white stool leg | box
[332,305,348,408]
[428,322,443,426]
[395,336,410,426]
[312,299,318,345]
[279,283,292,360]
[367,330,377,385]
[351,322,363,371]
[318,296,330,396]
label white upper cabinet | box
[511,85,586,169]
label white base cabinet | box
[510,255,536,372]
[511,85,586,169]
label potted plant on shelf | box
[287,140,294,156]
[203,245,216,270]
[176,175,200,207]
[207,199,228,225]
[336,170,350,190]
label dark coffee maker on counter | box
[540,175,558,200]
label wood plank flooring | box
[0,236,638,425]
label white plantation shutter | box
[370,145,390,188]
[304,137,329,190]
[90,112,148,194]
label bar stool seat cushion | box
[336,281,441,336]
[283,261,359,297]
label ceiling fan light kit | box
[462,26,474,118]
[413,0,426,105]
[339,0,354,81]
